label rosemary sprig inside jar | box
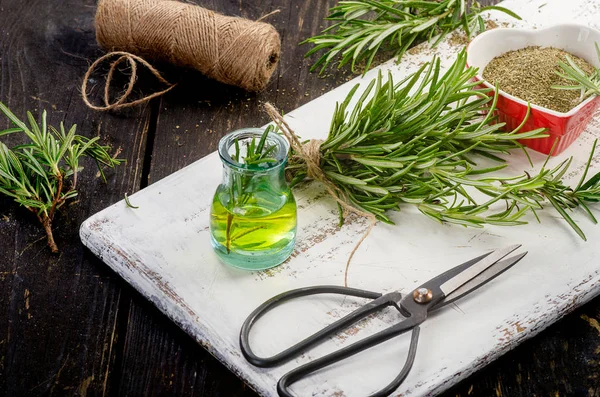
[209,125,297,270]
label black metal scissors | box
[240,245,527,397]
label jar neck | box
[221,160,288,189]
[218,128,289,171]
[217,128,291,202]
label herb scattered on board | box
[273,51,600,244]
[302,0,521,74]
[553,43,600,101]
[0,103,123,253]
[483,46,596,113]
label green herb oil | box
[209,188,296,269]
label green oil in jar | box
[210,189,296,269]
[209,127,297,270]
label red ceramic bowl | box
[467,24,600,156]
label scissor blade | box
[432,252,527,311]
[439,244,521,297]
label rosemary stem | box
[49,172,64,219]
[225,213,234,254]
[41,214,58,253]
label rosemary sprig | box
[0,103,123,252]
[286,51,600,239]
[225,125,278,252]
[553,43,600,101]
[233,125,279,166]
[303,0,521,73]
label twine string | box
[264,103,377,287]
[81,51,176,111]
[104,54,136,107]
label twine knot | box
[297,139,325,180]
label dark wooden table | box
[0,0,599,396]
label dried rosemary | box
[483,46,595,113]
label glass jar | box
[209,128,297,270]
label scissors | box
[239,245,527,397]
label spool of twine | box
[87,0,281,109]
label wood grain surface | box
[0,0,598,396]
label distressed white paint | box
[80,1,600,395]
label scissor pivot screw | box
[413,288,433,304]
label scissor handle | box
[240,285,399,367]
[277,321,421,397]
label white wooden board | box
[80,0,600,395]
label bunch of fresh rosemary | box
[303,0,520,73]
[554,43,600,101]
[283,51,600,240]
[0,103,123,252]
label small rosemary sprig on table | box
[283,51,600,240]
[553,43,600,101]
[0,103,123,252]
[303,0,520,73]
